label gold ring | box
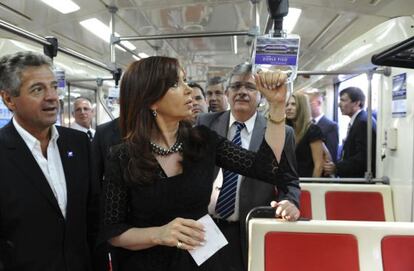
[177,241,183,249]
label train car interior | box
[0,0,414,270]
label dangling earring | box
[151,109,157,117]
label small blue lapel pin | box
[67,151,74,158]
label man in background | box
[72,96,95,140]
[188,81,208,122]
[324,87,376,177]
[205,76,228,112]
[197,63,300,271]
[307,91,339,162]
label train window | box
[0,98,13,128]
[336,73,381,145]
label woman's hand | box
[271,200,300,221]
[155,217,206,250]
[254,70,288,104]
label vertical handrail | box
[366,71,374,181]
[109,6,117,65]
[67,83,71,127]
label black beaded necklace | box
[150,140,183,156]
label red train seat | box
[299,183,394,221]
[248,219,414,271]
[381,235,414,271]
[299,190,312,219]
[325,191,385,221]
[265,232,359,271]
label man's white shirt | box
[13,118,68,218]
[208,111,257,221]
[71,122,95,137]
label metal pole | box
[119,31,250,42]
[57,47,110,72]
[299,176,389,184]
[109,6,118,65]
[67,82,71,127]
[67,77,113,83]
[366,71,374,181]
[250,0,261,36]
[296,69,390,76]
[0,19,112,72]
[0,19,48,45]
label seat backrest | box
[299,190,312,219]
[381,235,414,271]
[265,232,359,271]
[248,219,414,271]
[300,183,394,221]
[325,191,385,221]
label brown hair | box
[286,92,312,144]
[119,56,203,184]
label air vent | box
[369,0,382,6]
[0,3,32,21]
[308,14,342,48]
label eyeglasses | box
[75,107,92,113]
[227,82,257,92]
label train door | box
[335,73,381,150]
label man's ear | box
[0,90,16,112]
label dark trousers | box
[215,219,246,271]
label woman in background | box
[286,92,325,177]
[100,56,299,271]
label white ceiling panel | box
[0,0,412,78]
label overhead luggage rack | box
[372,36,414,69]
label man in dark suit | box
[0,51,100,271]
[324,87,376,177]
[92,117,121,185]
[90,117,121,271]
[308,91,339,162]
[197,63,300,271]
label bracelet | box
[268,114,286,124]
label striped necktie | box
[215,121,245,219]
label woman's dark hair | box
[119,56,204,184]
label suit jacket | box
[316,115,339,163]
[196,111,300,267]
[92,118,121,185]
[91,118,121,271]
[0,122,100,271]
[337,110,376,177]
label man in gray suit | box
[197,63,300,271]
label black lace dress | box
[295,124,324,177]
[101,125,296,271]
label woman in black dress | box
[286,92,325,177]
[100,56,299,270]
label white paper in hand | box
[189,214,228,266]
